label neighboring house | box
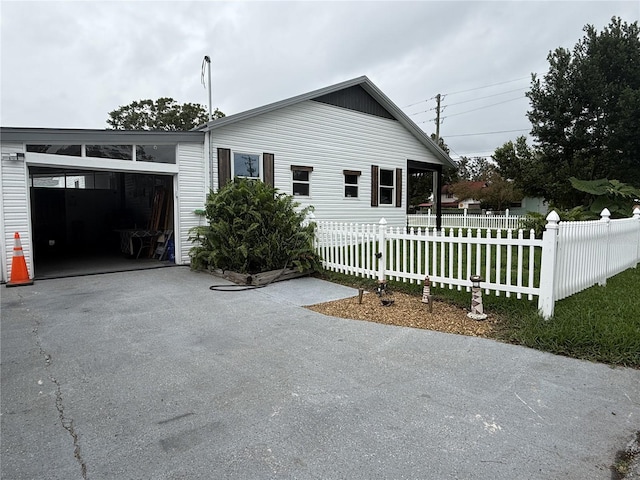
[420,182,487,211]
[509,196,549,215]
[0,76,455,282]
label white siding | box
[1,143,31,283]
[177,142,205,265]
[210,100,445,227]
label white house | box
[0,76,455,282]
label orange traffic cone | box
[7,232,34,287]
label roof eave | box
[196,76,457,170]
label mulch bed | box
[305,289,499,337]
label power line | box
[402,96,436,109]
[444,87,526,107]
[445,128,530,138]
[442,96,526,119]
[443,76,530,97]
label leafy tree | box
[479,174,523,211]
[107,97,225,130]
[189,178,319,274]
[525,17,640,208]
[408,171,434,210]
[492,136,547,199]
[449,173,523,212]
[449,156,497,183]
[429,133,450,154]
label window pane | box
[380,187,393,204]
[380,169,394,186]
[87,145,133,160]
[136,145,175,164]
[234,153,260,177]
[344,174,358,185]
[66,174,94,189]
[27,145,81,156]
[292,170,309,181]
[293,183,310,196]
[32,175,65,188]
[345,185,358,198]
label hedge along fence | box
[314,208,640,319]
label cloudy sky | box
[1,1,638,160]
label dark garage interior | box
[29,167,175,279]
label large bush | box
[189,178,319,274]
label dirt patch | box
[305,289,500,337]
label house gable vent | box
[311,85,396,120]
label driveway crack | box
[32,324,88,479]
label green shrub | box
[189,178,320,274]
[519,206,596,238]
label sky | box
[1,1,638,161]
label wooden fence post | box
[378,218,387,282]
[538,210,560,319]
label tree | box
[449,173,523,212]
[107,97,225,131]
[480,174,523,212]
[525,17,640,208]
[492,136,547,199]
[454,156,497,182]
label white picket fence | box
[314,208,640,319]
[407,209,522,230]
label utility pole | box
[433,93,443,232]
[435,93,441,142]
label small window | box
[87,145,133,160]
[379,169,394,205]
[136,145,176,164]
[291,165,313,196]
[233,152,261,178]
[344,170,361,198]
[26,145,81,156]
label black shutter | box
[371,165,379,207]
[263,153,275,187]
[395,168,402,208]
[218,148,231,189]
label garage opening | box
[30,167,175,279]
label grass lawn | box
[318,266,640,369]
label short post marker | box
[421,276,433,313]
[467,275,487,320]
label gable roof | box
[194,76,457,169]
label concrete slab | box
[2,267,639,480]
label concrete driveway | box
[2,267,639,479]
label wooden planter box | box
[210,267,310,286]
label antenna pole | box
[204,55,212,121]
